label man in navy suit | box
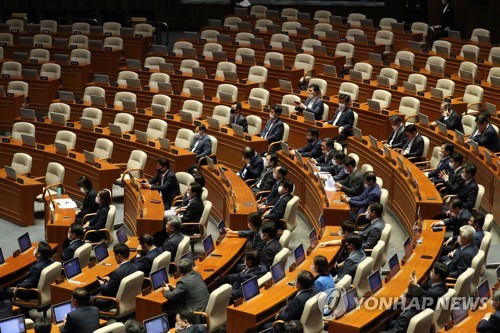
[291,127,322,159]
[263,179,293,227]
[469,211,485,248]
[133,234,163,277]
[432,199,471,255]
[467,115,500,153]
[179,183,204,234]
[455,163,479,212]
[443,225,478,278]
[440,0,455,31]
[251,153,277,195]
[439,152,464,195]
[294,84,324,120]
[381,284,426,333]
[239,146,264,181]
[334,156,364,197]
[328,94,354,141]
[261,105,285,153]
[60,288,100,333]
[142,157,181,210]
[386,115,408,149]
[477,289,500,333]
[342,172,381,222]
[401,124,424,160]
[258,166,288,211]
[428,142,454,184]
[229,101,248,132]
[95,243,138,311]
[189,124,212,161]
[309,138,337,173]
[359,202,385,250]
[409,262,449,310]
[260,222,283,269]
[61,223,85,262]
[227,250,267,298]
[226,212,266,251]
[162,216,184,260]
[334,234,366,282]
[432,102,463,132]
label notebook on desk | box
[407,40,422,51]
[419,114,429,126]
[151,104,166,117]
[192,66,207,78]
[18,232,31,252]
[0,314,26,333]
[429,64,444,75]
[143,314,169,333]
[325,30,340,42]
[121,99,137,111]
[489,76,500,87]
[158,138,171,150]
[21,134,36,148]
[367,99,381,111]
[248,97,263,109]
[158,63,175,74]
[312,44,327,55]
[430,87,444,100]
[63,257,82,280]
[90,95,106,106]
[354,34,368,44]
[232,124,245,137]
[157,82,172,94]
[54,141,69,155]
[241,53,256,65]
[349,70,363,82]
[94,241,109,262]
[303,111,316,124]
[270,262,286,284]
[383,144,392,161]
[50,112,66,125]
[436,121,448,135]
[353,126,362,139]
[462,50,477,61]
[109,123,123,136]
[455,130,464,144]
[52,301,75,325]
[435,45,449,56]
[269,57,284,68]
[376,75,391,88]
[369,52,383,64]
[490,55,500,66]
[206,155,215,171]
[477,35,490,44]
[459,69,474,81]
[282,41,296,50]
[217,34,231,45]
[150,267,168,290]
[241,276,260,301]
[134,130,148,143]
[22,68,38,79]
[278,79,293,92]
[485,102,496,114]
[20,108,36,120]
[181,47,197,58]
[447,30,461,40]
[360,18,374,29]
[80,117,95,130]
[280,141,290,155]
[212,51,227,61]
[391,22,405,32]
[323,64,337,76]
[398,58,412,69]
[116,225,128,244]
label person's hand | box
[445,210,451,217]
[334,183,342,190]
[340,195,349,203]
[102,276,110,282]
[309,158,317,165]
[141,182,151,189]
[430,121,437,127]
[162,285,169,293]
[338,127,344,134]
[483,313,492,320]
[409,274,417,285]
[289,149,295,156]
[136,245,142,252]
[167,283,175,291]
[319,242,328,248]
[430,221,444,228]
[443,237,452,246]
[299,103,306,109]
[448,250,455,258]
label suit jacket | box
[59,306,100,333]
[61,239,85,262]
[443,209,472,241]
[231,265,268,298]
[261,118,285,152]
[18,258,54,288]
[148,169,181,210]
[387,125,408,149]
[457,179,479,211]
[253,167,276,194]
[189,134,212,159]
[181,197,204,223]
[384,307,421,333]
[277,288,318,322]
[360,218,385,250]
[76,188,98,220]
[448,244,478,278]
[315,149,336,173]
[437,111,463,133]
[229,113,248,132]
[297,139,322,158]
[441,4,455,30]
[402,134,424,158]
[349,183,381,214]
[475,229,485,248]
[328,107,354,137]
[476,310,500,333]
[260,239,283,269]
[162,232,184,259]
[470,124,500,153]
[428,156,452,182]
[295,97,324,120]
[336,249,366,282]
[264,180,282,206]
[443,166,463,195]
[177,325,207,333]
[264,193,293,221]
[416,282,449,310]
[238,228,265,251]
[0,300,13,320]
[339,169,364,197]
[86,206,110,242]
[240,152,264,180]
[100,261,138,297]
[332,164,348,181]
[164,270,209,311]
[134,247,163,277]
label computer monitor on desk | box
[52,301,75,325]
[18,233,31,252]
[389,253,400,277]
[144,314,169,333]
[241,276,260,301]
[294,244,306,266]
[308,228,318,250]
[150,267,168,290]
[94,241,109,262]
[271,262,286,284]
[63,257,82,280]
[403,236,413,261]
[368,271,383,295]
[203,235,215,257]
[0,314,26,333]
[0,248,4,265]
[4,165,17,181]
[116,225,128,244]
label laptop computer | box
[94,74,110,85]
[369,52,383,64]
[312,44,327,55]
[192,67,207,78]
[179,110,194,123]
[367,99,381,111]
[323,64,337,76]
[63,257,82,280]
[222,70,238,82]
[21,134,36,148]
[80,117,95,130]
[462,50,477,61]
[94,241,109,262]
[54,141,69,155]
[485,102,496,114]
[218,91,234,103]
[429,64,444,75]
[490,55,500,65]
[13,52,29,62]
[157,82,172,94]
[270,262,286,284]
[203,235,215,257]
[349,70,363,82]
[368,135,378,150]
[232,124,245,137]
[52,301,76,325]
[296,27,310,37]
[269,57,284,68]
[295,150,304,167]
[116,225,128,244]
[126,59,142,70]
[389,253,400,277]
[150,267,168,289]
[325,30,340,41]
[303,111,316,124]
[354,34,368,44]
[376,75,391,88]
[90,95,106,106]
[293,244,306,266]
[435,45,449,56]
[0,314,26,333]
[18,233,31,252]
[382,144,392,161]
[430,87,444,100]
[181,47,197,58]
[469,140,480,155]
[4,165,17,180]
[343,288,359,315]
[407,40,422,51]
[403,81,418,94]
[297,12,311,21]
[447,30,461,40]
[22,69,39,79]
[368,271,383,295]
[212,51,227,61]
[206,117,220,130]
[50,112,67,125]
[158,63,175,74]
[151,104,166,117]
[391,22,405,32]
[241,276,260,301]
[353,126,362,140]
[308,228,318,250]
[459,69,474,81]
[281,41,296,50]
[436,121,448,135]
[133,129,147,143]
[122,99,137,111]
[489,76,500,87]
[403,236,413,260]
[279,79,293,92]
[266,25,280,34]
[360,18,374,29]
[452,301,469,325]
[205,156,216,172]
[398,58,412,69]
[108,123,123,136]
[237,21,252,32]
[180,251,195,267]
[189,86,204,98]
[248,97,263,109]
[419,114,430,126]
[329,15,343,25]
[158,138,171,151]
[455,130,464,144]
[280,141,290,155]
[241,53,256,65]
[184,31,198,41]
[144,314,169,333]
[125,78,142,89]
[19,108,36,120]
[477,279,491,303]
[477,35,490,44]
[59,91,75,103]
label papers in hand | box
[54,198,78,209]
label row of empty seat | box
[0,32,124,50]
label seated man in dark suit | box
[431,199,471,255]
[431,102,464,133]
[428,142,454,184]
[162,216,184,260]
[290,127,322,159]
[229,101,248,132]
[251,153,278,196]
[260,222,283,269]
[189,124,212,161]
[179,182,204,235]
[225,212,265,251]
[441,225,478,278]
[454,163,479,212]
[75,176,98,224]
[469,211,485,248]
[334,156,364,197]
[239,146,264,181]
[61,223,85,262]
[476,289,500,333]
[331,151,348,181]
[227,250,267,298]
[260,104,285,153]
[60,288,100,333]
[334,234,366,282]
[141,157,181,210]
[263,179,294,227]
[133,233,163,277]
[258,166,288,211]
[438,152,464,196]
[385,115,408,149]
[400,124,424,160]
[163,258,209,312]
[327,94,354,141]
[294,84,324,120]
[342,171,381,222]
[95,243,138,311]
[358,202,385,251]
[381,284,425,333]
[174,309,208,333]
[409,262,449,310]
[467,115,500,153]
[309,138,336,173]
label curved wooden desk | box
[437,303,494,333]
[0,94,24,131]
[0,75,59,109]
[44,194,76,255]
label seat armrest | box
[194,311,210,328]
[13,287,41,307]
[92,295,120,316]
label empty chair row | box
[0,60,61,79]
[0,32,123,50]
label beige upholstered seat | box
[425,56,446,72]
[313,10,332,23]
[347,13,366,27]
[281,22,301,34]
[103,37,123,50]
[398,96,420,124]
[73,243,92,268]
[81,107,102,126]
[313,23,333,38]
[117,70,139,86]
[235,47,255,62]
[112,112,135,133]
[434,79,455,98]
[371,89,392,109]
[134,23,153,37]
[35,162,65,200]
[68,35,89,48]
[103,22,121,36]
[151,94,171,114]
[202,42,223,57]
[8,80,28,103]
[93,138,113,161]
[215,61,237,77]
[335,43,355,68]
[11,122,35,141]
[172,41,193,55]
[407,309,434,333]
[352,257,374,298]
[148,72,170,90]
[379,18,397,30]
[458,61,478,81]
[115,150,147,184]
[72,22,90,34]
[40,20,57,33]
[40,63,61,79]
[235,32,254,46]
[144,56,166,70]
[83,86,105,104]
[353,62,373,80]
[395,50,415,67]
[433,288,456,332]
[250,5,267,18]
[200,29,219,43]
[269,33,289,48]
[407,73,427,92]
[198,284,232,332]
[11,153,32,175]
[181,99,203,118]
[246,115,262,135]
[432,40,452,56]
[223,16,242,30]
[375,30,394,54]
[370,240,386,273]
[70,49,91,64]
[6,19,25,32]
[471,28,490,43]
[212,105,231,125]
[114,91,137,108]
[33,34,52,47]
[180,59,200,74]
[216,83,238,101]
[301,39,322,53]
[346,28,364,42]
[54,130,76,149]
[411,22,429,43]
[0,33,13,46]
[339,82,359,101]
[93,323,125,333]
[281,8,299,21]
[461,84,484,114]
[1,61,22,76]
[453,268,474,298]
[29,48,50,62]
[175,129,195,150]
[146,118,168,140]
[48,102,71,121]
[248,66,268,87]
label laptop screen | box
[94,241,109,262]
[218,220,226,237]
[389,253,400,277]
[271,262,286,284]
[52,301,75,324]
[203,235,215,256]
[18,233,31,252]
[345,288,359,313]
[144,314,169,333]
[452,301,468,324]
[63,257,81,280]
[241,276,260,301]
[0,314,26,333]
[477,279,490,301]
[403,237,413,260]
[294,244,306,266]
[116,226,128,244]
[180,251,195,267]
[150,267,168,289]
[368,271,383,295]
[319,214,325,229]
[308,228,318,249]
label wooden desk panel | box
[45,194,76,255]
[0,94,24,131]
[0,76,59,110]
[438,303,493,333]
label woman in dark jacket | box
[75,176,98,224]
[83,189,111,242]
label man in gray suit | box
[334,234,366,282]
[334,156,364,197]
[163,258,209,312]
[251,153,278,195]
[190,124,212,161]
[359,202,385,250]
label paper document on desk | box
[54,198,78,209]
[238,0,252,7]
